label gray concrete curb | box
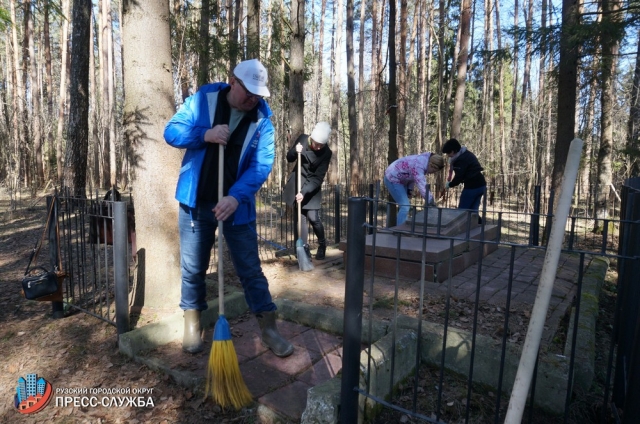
[119,291,249,358]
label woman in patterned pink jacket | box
[384,152,445,225]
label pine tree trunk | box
[122,0,181,307]
[64,0,91,196]
[10,0,25,188]
[450,0,471,140]
[396,0,407,157]
[55,0,70,183]
[329,0,342,185]
[246,0,260,59]
[346,0,359,186]
[627,31,640,177]
[594,0,622,228]
[26,0,44,186]
[289,0,305,142]
[551,0,580,198]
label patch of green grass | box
[373,296,410,309]
[0,331,16,342]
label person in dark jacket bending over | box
[442,138,487,216]
[283,122,332,260]
[164,59,293,358]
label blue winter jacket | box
[163,82,275,225]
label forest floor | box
[0,187,619,423]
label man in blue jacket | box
[164,59,293,357]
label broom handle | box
[218,143,225,316]
[297,148,302,239]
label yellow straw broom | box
[205,144,253,409]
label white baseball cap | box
[233,59,270,98]
[310,121,332,145]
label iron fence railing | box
[47,189,132,334]
[339,177,640,424]
[253,181,623,261]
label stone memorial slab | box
[396,208,479,237]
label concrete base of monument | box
[339,208,499,282]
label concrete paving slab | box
[240,358,291,398]
[260,380,313,420]
[253,343,323,376]
[296,351,343,386]
[290,329,342,355]
[118,243,600,422]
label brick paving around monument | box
[142,242,582,422]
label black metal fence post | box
[530,185,541,246]
[615,178,640,417]
[47,195,64,319]
[334,184,341,244]
[544,189,554,244]
[368,184,374,234]
[340,197,367,423]
[113,201,130,336]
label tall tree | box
[418,0,427,152]
[356,0,365,175]
[105,0,116,188]
[387,0,398,165]
[43,0,55,181]
[450,0,471,139]
[346,0,359,185]
[247,0,260,58]
[288,0,304,141]
[594,0,622,227]
[314,0,327,123]
[25,0,44,185]
[55,0,70,183]
[10,0,25,188]
[551,0,581,197]
[435,0,446,146]
[396,0,407,157]
[122,0,181,306]
[329,0,343,185]
[510,0,519,144]
[64,0,91,195]
[197,0,210,87]
[627,31,640,177]
[495,0,507,188]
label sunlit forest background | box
[1,0,639,217]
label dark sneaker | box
[303,244,312,259]
[316,244,326,260]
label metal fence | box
[254,179,622,261]
[46,189,133,335]
[339,177,640,423]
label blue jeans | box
[384,175,410,225]
[459,186,486,212]
[178,202,276,313]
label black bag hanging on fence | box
[21,198,66,301]
[22,266,60,300]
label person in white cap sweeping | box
[164,59,293,359]
[283,122,333,260]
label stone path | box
[137,243,585,422]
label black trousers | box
[293,208,325,245]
